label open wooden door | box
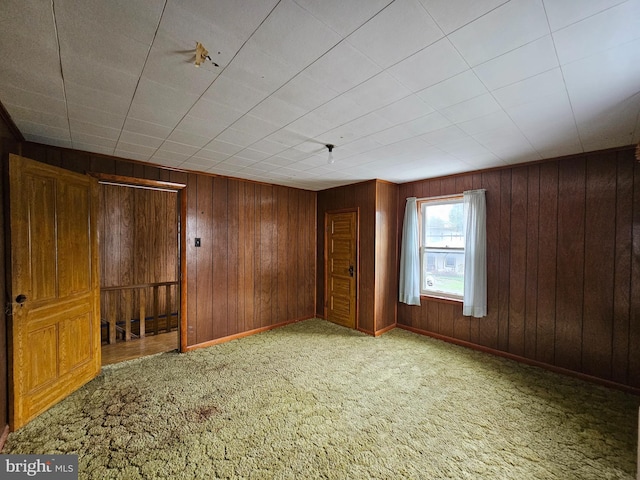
[325,211,357,329]
[8,154,101,430]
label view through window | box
[418,195,464,300]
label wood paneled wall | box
[317,179,398,334]
[99,184,178,328]
[397,147,640,389]
[100,185,178,288]
[18,142,317,348]
[185,174,316,346]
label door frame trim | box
[90,173,188,353]
[324,208,359,329]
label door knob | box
[15,294,27,304]
[348,265,354,277]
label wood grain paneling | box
[317,180,398,335]
[397,147,640,390]
[15,142,316,351]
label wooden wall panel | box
[374,181,399,332]
[16,142,316,349]
[317,180,398,334]
[555,158,585,372]
[397,147,640,390]
[508,167,528,356]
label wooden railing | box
[101,281,179,344]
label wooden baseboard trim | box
[374,323,396,337]
[0,424,9,452]
[397,324,640,396]
[184,316,313,352]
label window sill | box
[420,294,462,306]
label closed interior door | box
[9,154,101,429]
[326,211,357,329]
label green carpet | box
[4,319,639,479]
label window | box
[418,195,464,300]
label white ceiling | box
[1,0,639,190]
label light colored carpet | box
[5,318,639,479]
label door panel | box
[326,211,357,329]
[9,154,101,430]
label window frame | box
[417,194,465,302]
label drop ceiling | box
[1,0,639,190]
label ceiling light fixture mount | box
[326,144,335,164]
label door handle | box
[15,294,27,304]
[348,265,354,277]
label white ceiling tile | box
[118,131,164,149]
[416,70,487,110]
[122,117,173,138]
[544,0,628,32]
[203,139,245,156]
[113,149,152,162]
[69,119,121,141]
[249,138,290,156]
[440,94,502,123]
[115,142,157,157]
[272,72,339,111]
[264,129,309,148]
[15,120,70,141]
[133,78,199,114]
[250,96,307,126]
[151,149,190,164]
[347,0,443,68]
[190,148,229,163]
[562,38,640,122]
[1,86,67,119]
[127,102,183,128]
[68,103,125,130]
[65,81,131,116]
[372,125,417,146]
[222,41,299,95]
[552,0,640,65]
[174,115,227,140]
[294,0,390,37]
[458,110,518,136]
[250,0,341,70]
[325,113,393,143]
[158,141,200,156]
[473,35,558,90]
[166,130,211,148]
[4,104,68,131]
[72,143,115,156]
[448,0,549,66]
[419,0,509,34]
[404,111,453,135]
[420,125,469,145]
[375,95,435,124]
[56,0,164,44]
[491,68,566,109]
[72,132,117,149]
[343,72,413,112]
[388,39,469,92]
[303,42,381,94]
[234,149,271,162]
[203,74,267,113]
[22,133,72,149]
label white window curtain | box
[399,197,421,305]
[463,189,487,317]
